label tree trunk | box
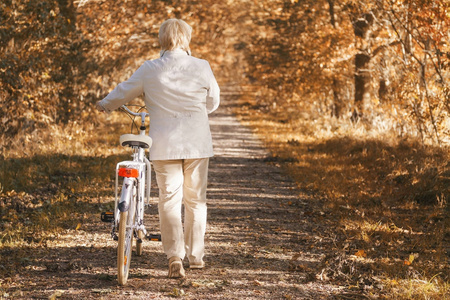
[327,0,336,28]
[331,78,343,117]
[354,52,371,119]
[327,0,342,118]
[378,56,389,102]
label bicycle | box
[100,105,161,285]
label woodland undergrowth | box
[1,0,449,299]
[234,89,449,299]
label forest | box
[0,0,449,299]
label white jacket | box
[99,49,220,160]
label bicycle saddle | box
[120,134,153,149]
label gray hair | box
[159,19,192,52]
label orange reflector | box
[118,168,139,178]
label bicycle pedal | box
[101,212,114,222]
[147,234,161,242]
[137,238,143,244]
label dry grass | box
[0,110,136,247]
[0,95,447,298]
[234,89,449,299]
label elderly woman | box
[96,19,220,278]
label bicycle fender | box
[118,177,135,212]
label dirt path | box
[4,89,345,299]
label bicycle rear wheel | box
[117,211,133,285]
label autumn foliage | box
[1,0,448,143]
[0,0,449,298]
[242,0,449,144]
[0,0,234,139]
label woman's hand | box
[96,101,106,112]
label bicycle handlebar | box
[121,105,149,125]
[121,105,148,117]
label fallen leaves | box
[75,223,82,230]
[253,279,264,286]
[189,279,228,289]
[91,288,113,294]
[169,288,185,297]
[403,253,418,266]
[48,290,64,300]
[44,258,94,273]
[354,249,367,258]
[0,1,448,300]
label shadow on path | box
[2,88,339,299]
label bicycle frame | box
[112,105,152,237]
[100,105,160,285]
[114,154,151,236]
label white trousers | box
[152,158,209,264]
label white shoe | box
[168,257,185,278]
[189,261,205,269]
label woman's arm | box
[205,63,220,114]
[96,65,145,113]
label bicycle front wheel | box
[117,211,133,285]
[136,230,144,256]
